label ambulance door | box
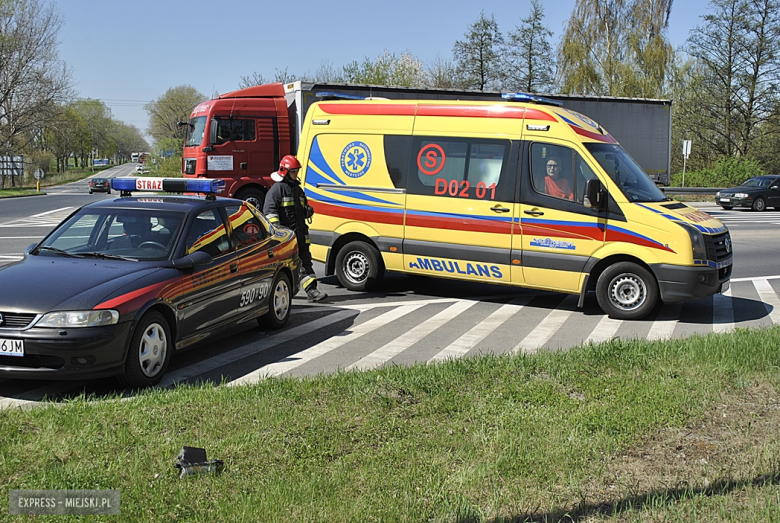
[403,135,519,284]
[518,140,605,292]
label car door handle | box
[267,249,274,259]
[230,263,238,273]
[524,209,545,216]
[490,205,510,213]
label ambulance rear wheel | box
[596,262,658,320]
[336,241,384,291]
[236,187,267,211]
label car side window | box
[226,203,268,249]
[186,209,229,257]
[531,143,593,204]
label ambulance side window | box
[530,143,593,204]
[384,135,411,189]
[408,137,512,201]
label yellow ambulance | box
[296,94,732,319]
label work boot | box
[306,288,328,303]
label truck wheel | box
[595,262,658,320]
[119,311,171,388]
[720,205,733,210]
[236,187,267,211]
[335,241,385,291]
[258,272,291,330]
[752,196,766,212]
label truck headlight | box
[35,310,120,328]
[678,223,707,260]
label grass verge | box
[1,327,778,522]
[0,188,44,198]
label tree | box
[341,50,427,87]
[558,0,674,97]
[72,99,114,167]
[0,0,73,187]
[238,67,299,89]
[680,0,780,160]
[452,11,504,90]
[501,0,556,93]
[144,85,205,143]
[426,54,461,89]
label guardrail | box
[660,187,722,196]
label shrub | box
[671,157,764,187]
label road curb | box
[0,192,48,200]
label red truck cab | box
[182,83,291,209]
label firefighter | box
[263,155,328,302]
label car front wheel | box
[258,272,292,329]
[596,262,659,320]
[752,196,767,212]
[120,311,171,388]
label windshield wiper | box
[79,251,138,262]
[37,246,85,258]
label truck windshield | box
[585,143,667,203]
[185,117,207,147]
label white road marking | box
[31,206,73,217]
[511,295,578,354]
[712,287,734,333]
[585,315,623,344]
[348,300,478,371]
[752,278,780,324]
[230,304,424,384]
[646,302,682,341]
[428,298,528,363]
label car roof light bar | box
[502,92,564,107]
[111,178,225,199]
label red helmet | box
[278,155,301,176]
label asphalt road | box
[1,173,779,407]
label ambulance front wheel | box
[335,241,385,291]
[595,262,658,320]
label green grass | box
[0,187,44,198]
[1,327,779,522]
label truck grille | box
[0,312,37,329]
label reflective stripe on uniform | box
[301,274,316,289]
[281,197,295,207]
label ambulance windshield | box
[585,143,667,202]
[185,116,207,147]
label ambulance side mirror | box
[583,178,604,209]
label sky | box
[57,0,714,142]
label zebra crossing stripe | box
[511,295,578,354]
[232,304,425,384]
[712,287,734,333]
[646,302,682,340]
[348,300,478,371]
[752,278,780,324]
[585,316,623,345]
[428,298,529,363]
[160,309,359,388]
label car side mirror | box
[173,250,213,270]
[583,178,604,209]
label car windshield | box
[584,143,667,203]
[185,116,207,147]
[741,177,774,188]
[36,208,186,261]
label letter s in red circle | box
[417,144,446,176]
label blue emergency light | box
[111,177,225,198]
[502,92,563,107]
[315,91,366,100]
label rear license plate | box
[720,198,730,202]
[0,338,24,357]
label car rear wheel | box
[119,311,171,388]
[752,196,767,212]
[258,272,291,329]
[335,241,384,291]
[596,262,658,320]
[720,205,733,210]
[236,187,267,211]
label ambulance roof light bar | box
[111,178,226,200]
[502,92,564,107]
[315,91,366,100]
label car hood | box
[720,185,763,193]
[0,255,165,314]
[637,201,726,233]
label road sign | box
[683,140,692,159]
[33,169,44,180]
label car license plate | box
[0,338,24,357]
[720,197,730,202]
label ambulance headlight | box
[36,310,120,328]
[678,223,707,260]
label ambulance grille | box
[705,231,732,262]
[0,312,37,329]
